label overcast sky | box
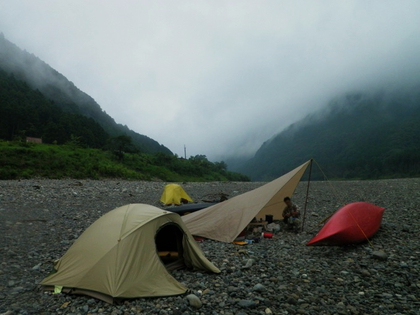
[1,1,420,161]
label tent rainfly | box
[160,184,193,205]
[182,160,311,243]
[40,204,220,303]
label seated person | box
[282,196,300,227]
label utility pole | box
[184,145,187,159]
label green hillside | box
[237,86,420,181]
[0,140,249,181]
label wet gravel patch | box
[0,178,419,314]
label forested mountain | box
[0,68,111,147]
[236,85,420,181]
[0,33,171,154]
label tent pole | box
[301,159,313,232]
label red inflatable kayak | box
[307,202,385,246]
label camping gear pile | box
[182,160,311,242]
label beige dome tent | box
[40,204,220,303]
[160,184,193,206]
[182,160,311,243]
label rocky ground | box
[0,178,419,315]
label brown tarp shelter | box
[40,204,220,303]
[160,184,193,205]
[182,160,311,243]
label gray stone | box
[32,263,41,270]
[186,294,202,308]
[359,269,371,277]
[237,299,257,308]
[242,258,254,269]
[372,250,388,260]
[252,283,266,292]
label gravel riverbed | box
[0,178,419,315]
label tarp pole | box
[301,159,313,232]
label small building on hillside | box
[26,137,42,144]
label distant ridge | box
[236,85,420,181]
[0,33,171,154]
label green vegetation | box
[0,140,250,181]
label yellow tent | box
[40,204,219,303]
[160,184,193,205]
[182,160,311,243]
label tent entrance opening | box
[155,224,184,270]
